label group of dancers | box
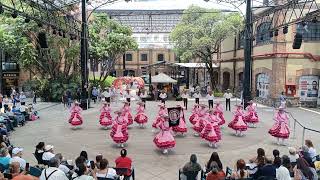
[67,98,291,154]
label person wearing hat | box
[99,101,112,128]
[268,107,290,145]
[134,102,148,128]
[121,101,133,127]
[223,89,232,111]
[42,145,55,161]
[68,101,83,127]
[153,114,176,154]
[213,101,226,126]
[244,100,259,128]
[110,111,129,148]
[152,104,168,131]
[189,104,199,125]
[172,105,187,136]
[288,147,299,164]
[181,90,189,110]
[228,104,248,137]
[206,91,215,109]
[9,147,26,170]
[193,91,201,104]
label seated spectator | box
[250,148,267,166]
[256,159,276,178]
[276,155,292,180]
[12,175,38,180]
[10,147,26,170]
[96,158,117,179]
[55,153,70,175]
[0,172,5,180]
[305,139,317,162]
[206,161,225,180]
[0,135,7,149]
[181,154,202,179]
[115,149,132,176]
[0,148,11,169]
[72,161,97,180]
[42,145,55,161]
[34,142,45,164]
[300,145,315,168]
[40,157,69,180]
[205,152,223,173]
[80,151,90,167]
[288,147,299,164]
[294,157,318,180]
[95,154,103,169]
[11,106,25,125]
[230,159,249,179]
[9,162,22,178]
[273,149,281,168]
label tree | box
[170,5,243,90]
[89,14,138,86]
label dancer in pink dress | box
[244,100,259,128]
[193,104,208,136]
[172,105,188,136]
[110,111,129,148]
[99,101,112,128]
[268,107,290,145]
[189,104,199,125]
[201,109,221,148]
[134,102,148,128]
[153,115,176,154]
[213,101,226,126]
[121,102,133,127]
[152,104,167,131]
[228,104,248,136]
[68,101,83,127]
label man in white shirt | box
[181,90,189,110]
[139,89,148,108]
[193,91,201,104]
[42,145,55,161]
[40,157,69,180]
[103,88,111,103]
[159,90,167,104]
[223,89,233,111]
[125,89,131,105]
[54,153,70,175]
[19,92,27,103]
[206,91,214,109]
[10,147,26,170]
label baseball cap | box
[12,147,23,155]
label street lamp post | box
[80,0,88,109]
[243,0,253,108]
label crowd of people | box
[180,139,319,180]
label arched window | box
[222,72,230,90]
[297,22,320,41]
[256,22,272,45]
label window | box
[140,53,148,61]
[256,22,272,45]
[125,53,132,61]
[163,35,169,42]
[90,59,98,72]
[154,35,159,42]
[238,31,245,48]
[297,22,320,41]
[140,36,147,42]
[157,54,164,61]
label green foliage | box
[89,76,116,88]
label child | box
[213,101,226,126]
[268,107,290,145]
[69,101,83,127]
[172,105,187,136]
[134,102,148,128]
[228,104,247,136]
[99,101,112,128]
[110,111,129,148]
[121,101,133,127]
[244,100,259,128]
[152,104,167,131]
[153,114,175,154]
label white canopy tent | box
[151,73,177,83]
[174,63,218,68]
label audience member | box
[55,153,70,175]
[72,162,97,180]
[95,154,103,169]
[294,157,318,180]
[115,149,132,176]
[205,161,225,180]
[300,145,315,168]
[10,147,26,170]
[42,145,55,161]
[34,142,45,164]
[0,148,10,169]
[96,158,117,179]
[9,162,22,178]
[305,139,317,162]
[80,151,90,167]
[230,159,249,179]
[276,155,292,180]
[12,174,38,180]
[0,135,8,149]
[206,152,223,173]
[273,149,281,168]
[288,147,299,164]
[182,154,202,173]
[256,158,276,178]
[40,157,69,180]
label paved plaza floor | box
[10,99,320,180]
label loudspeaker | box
[38,32,48,48]
[292,33,302,49]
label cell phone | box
[4,173,12,179]
[26,162,30,171]
[90,160,95,169]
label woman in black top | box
[35,142,45,164]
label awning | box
[174,63,218,68]
[151,73,177,83]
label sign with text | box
[298,75,319,102]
